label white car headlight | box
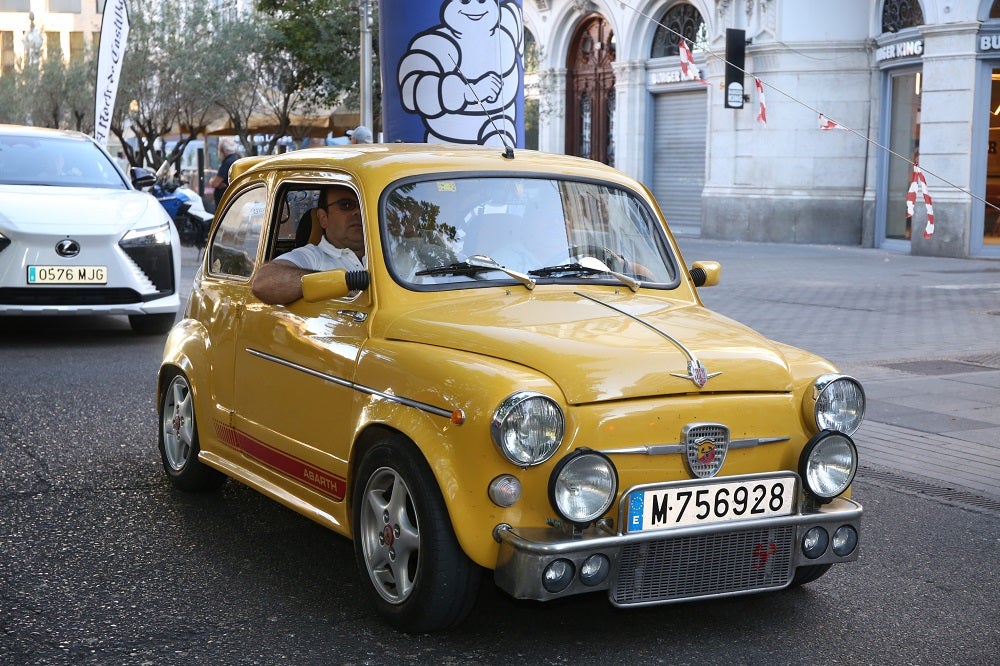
[120,222,171,247]
[491,392,564,466]
[808,374,865,435]
[798,431,858,502]
[548,450,618,526]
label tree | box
[256,0,381,130]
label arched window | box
[991,0,1000,18]
[882,0,924,33]
[650,3,708,58]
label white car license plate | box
[625,474,797,533]
[27,265,107,285]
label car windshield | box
[0,134,127,189]
[381,176,678,288]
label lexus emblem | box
[56,239,80,258]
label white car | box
[0,125,181,334]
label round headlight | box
[802,527,829,559]
[832,525,859,556]
[542,559,575,593]
[491,392,564,466]
[798,431,858,502]
[548,450,618,526]
[811,374,865,435]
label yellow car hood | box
[383,290,793,404]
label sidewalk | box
[674,234,1000,505]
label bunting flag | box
[678,39,710,86]
[906,165,935,238]
[94,0,130,147]
[755,78,766,124]
[818,114,847,131]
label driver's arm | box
[251,260,314,305]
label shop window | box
[69,32,84,64]
[885,71,921,241]
[984,71,1000,243]
[45,32,61,62]
[882,0,924,33]
[1,31,14,77]
[651,3,708,58]
[48,0,82,12]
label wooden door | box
[566,15,616,165]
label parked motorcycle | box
[149,161,214,248]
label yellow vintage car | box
[157,144,863,632]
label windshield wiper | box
[417,254,535,290]
[528,262,604,278]
[415,261,494,277]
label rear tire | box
[158,371,225,492]
[130,313,176,335]
[352,437,481,632]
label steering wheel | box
[568,244,627,273]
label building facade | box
[526,0,1000,259]
[0,1,104,75]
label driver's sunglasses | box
[327,198,360,212]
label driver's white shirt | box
[277,236,365,272]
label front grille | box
[0,287,147,305]
[611,525,794,605]
[120,244,175,293]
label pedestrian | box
[347,125,374,144]
[209,137,239,210]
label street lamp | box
[355,0,375,131]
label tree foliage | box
[0,0,378,168]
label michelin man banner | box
[380,0,524,147]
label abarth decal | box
[215,422,346,501]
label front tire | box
[352,437,481,632]
[158,371,225,492]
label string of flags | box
[818,114,847,131]
[907,165,935,238]
[754,78,766,124]
[678,39,710,86]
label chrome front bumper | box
[493,497,862,606]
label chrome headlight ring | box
[798,430,858,503]
[807,374,865,435]
[491,391,564,466]
[548,449,618,527]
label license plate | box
[27,265,107,285]
[625,474,797,533]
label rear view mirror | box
[130,167,156,189]
[689,261,721,287]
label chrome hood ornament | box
[576,292,721,389]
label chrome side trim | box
[245,348,454,419]
[602,436,789,455]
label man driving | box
[252,186,365,304]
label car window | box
[209,186,266,279]
[267,187,322,258]
[381,176,678,287]
[0,134,126,189]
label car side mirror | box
[130,167,156,189]
[689,261,721,287]
[301,269,370,301]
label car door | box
[194,184,268,436]
[231,183,372,510]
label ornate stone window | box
[650,3,708,58]
[882,0,924,33]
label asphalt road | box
[0,246,997,664]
